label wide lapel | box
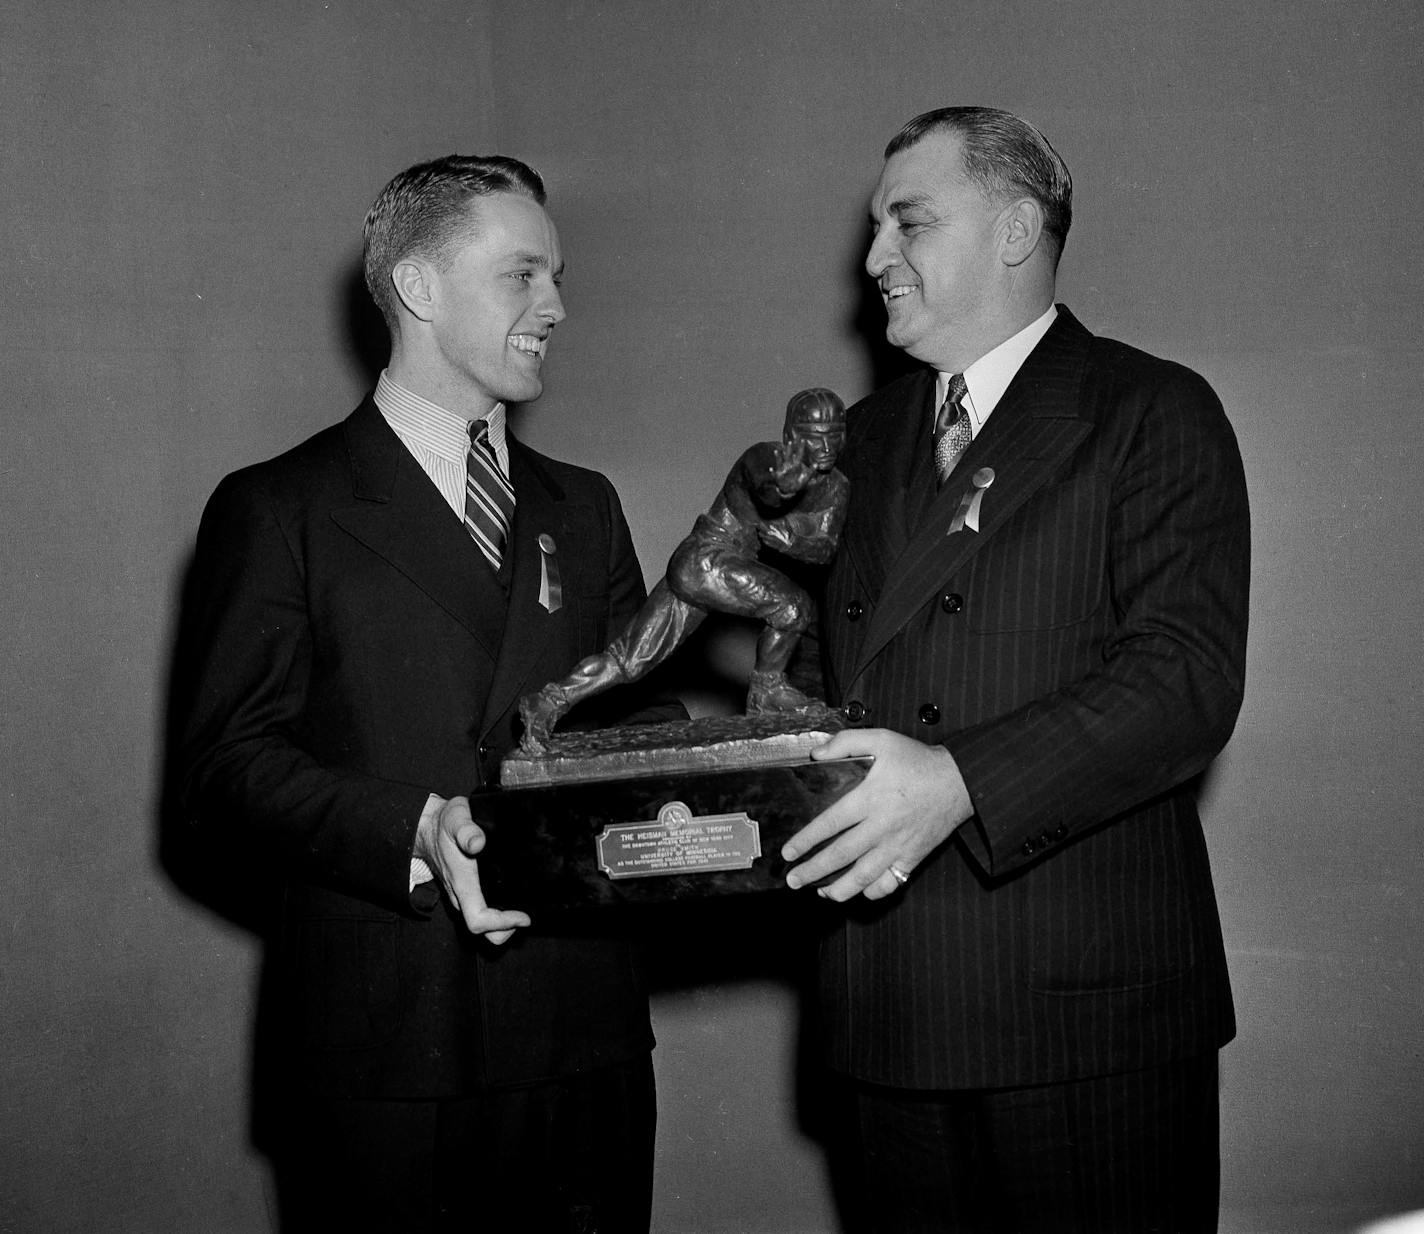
[479,437,565,735]
[330,399,506,662]
[839,368,935,604]
[849,309,1095,684]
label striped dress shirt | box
[373,369,512,516]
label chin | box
[501,379,545,406]
[884,321,917,352]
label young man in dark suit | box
[181,155,671,1231]
[782,108,1249,1231]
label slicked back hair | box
[886,107,1073,264]
[362,154,547,333]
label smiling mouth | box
[509,333,547,359]
[883,285,916,303]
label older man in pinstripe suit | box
[782,108,1248,1232]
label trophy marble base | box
[474,707,869,912]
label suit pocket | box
[293,916,403,1050]
[965,473,1108,633]
[1025,815,1201,995]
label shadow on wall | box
[847,226,918,394]
[155,548,289,1186]
[340,260,388,389]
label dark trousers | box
[834,1053,1220,1234]
[277,1055,656,1234]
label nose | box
[865,226,899,280]
[538,281,566,327]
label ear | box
[998,197,1045,268]
[391,257,438,323]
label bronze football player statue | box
[518,388,849,752]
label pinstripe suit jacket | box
[817,307,1247,1089]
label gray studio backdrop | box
[2,2,1421,1231]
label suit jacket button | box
[1021,838,1038,856]
[845,600,864,621]
[844,700,868,723]
[1053,824,1068,840]
[918,703,940,725]
[478,741,493,759]
[941,592,964,614]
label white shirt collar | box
[936,304,1058,432]
[373,370,508,466]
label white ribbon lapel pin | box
[947,467,995,535]
[537,533,563,613]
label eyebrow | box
[871,189,934,222]
[505,250,566,281]
[886,193,934,218]
[510,250,559,271]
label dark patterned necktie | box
[933,372,972,485]
[464,419,515,569]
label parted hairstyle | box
[888,107,1073,263]
[362,154,547,332]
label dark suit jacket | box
[817,307,1248,1090]
[181,396,658,1100]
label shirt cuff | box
[409,793,444,893]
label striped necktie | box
[933,372,972,485]
[464,419,515,569]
